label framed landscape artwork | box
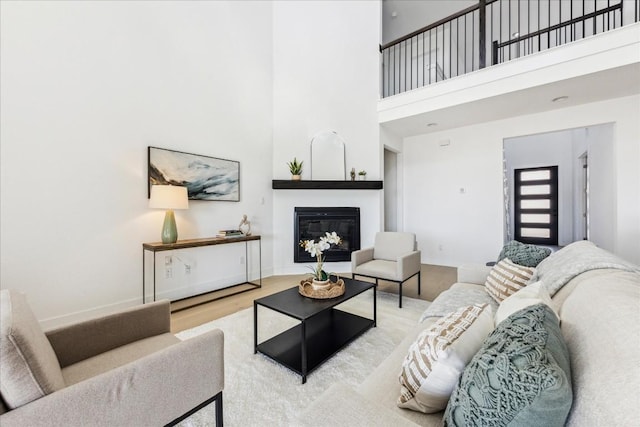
[148,146,240,201]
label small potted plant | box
[287,158,303,180]
[358,170,367,180]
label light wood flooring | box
[170,264,456,333]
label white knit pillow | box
[495,281,559,325]
[398,303,494,413]
[484,258,535,303]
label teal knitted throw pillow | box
[497,240,552,267]
[444,304,572,427]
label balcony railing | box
[380,0,640,98]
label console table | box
[142,235,261,311]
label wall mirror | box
[310,130,346,180]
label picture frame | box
[148,146,240,201]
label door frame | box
[514,165,559,245]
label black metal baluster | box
[593,0,596,36]
[440,24,446,80]
[394,44,397,95]
[465,14,467,73]
[429,29,432,84]
[449,21,452,76]
[490,2,493,64]
[437,26,440,81]
[508,0,511,60]
[422,32,425,87]
[410,36,413,90]
[457,18,460,76]
[582,0,586,38]
[472,11,475,69]
[548,0,551,48]
[539,0,541,51]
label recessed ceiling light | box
[552,96,569,103]
[427,122,438,127]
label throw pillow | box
[0,289,66,409]
[398,303,494,413]
[497,240,552,267]
[444,304,572,427]
[484,258,535,303]
[495,280,558,325]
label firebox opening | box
[294,207,360,263]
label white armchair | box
[351,232,421,308]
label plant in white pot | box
[358,170,367,180]
[300,232,342,290]
[287,158,303,180]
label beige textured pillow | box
[398,303,494,413]
[0,290,65,409]
[484,258,535,303]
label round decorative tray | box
[299,278,345,299]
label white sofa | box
[298,241,640,426]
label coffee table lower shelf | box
[255,309,374,383]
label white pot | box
[311,279,331,290]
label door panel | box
[514,166,558,245]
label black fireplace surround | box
[294,207,360,263]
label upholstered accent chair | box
[351,232,422,308]
[0,289,224,427]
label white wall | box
[384,149,398,231]
[272,1,382,275]
[381,125,404,232]
[404,95,640,266]
[0,1,274,327]
[580,124,616,251]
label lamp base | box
[161,210,178,244]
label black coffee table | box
[253,278,376,384]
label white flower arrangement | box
[300,232,342,281]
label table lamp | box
[149,185,189,244]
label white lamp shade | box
[149,185,189,210]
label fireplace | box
[294,207,360,263]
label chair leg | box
[398,282,403,308]
[216,392,223,427]
[418,271,421,295]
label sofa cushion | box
[358,319,445,426]
[558,269,640,426]
[0,289,66,409]
[398,304,493,413]
[484,258,535,303]
[353,259,398,281]
[495,280,557,325]
[62,333,180,386]
[497,240,552,267]
[444,303,572,427]
[419,283,498,322]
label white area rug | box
[176,291,430,427]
